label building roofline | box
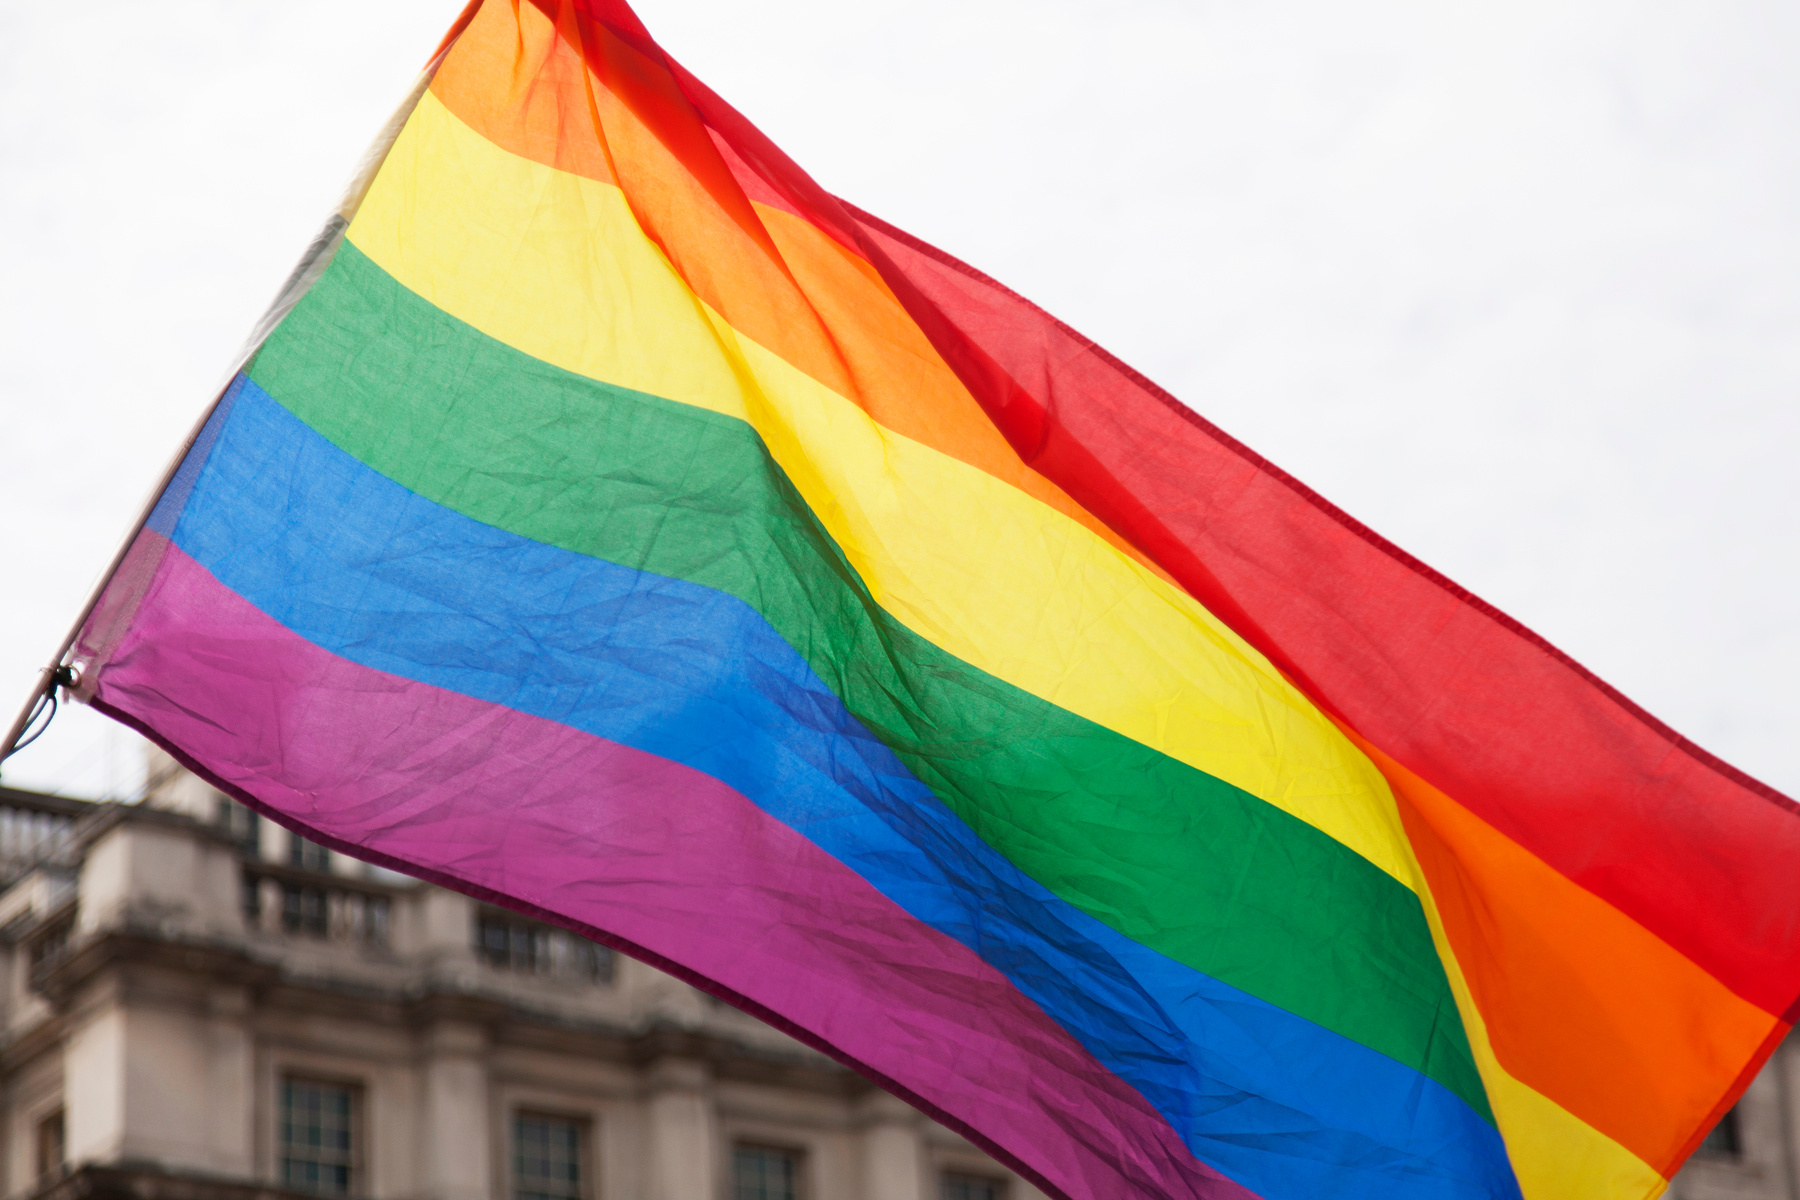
[0,786,100,819]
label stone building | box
[0,769,1790,1200]
[0,769,1040,1200]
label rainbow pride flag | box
[65,1,1800,1196]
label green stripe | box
[251,238,1491,1122]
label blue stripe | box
[167,374,1520,1200]
[145,374,243,539]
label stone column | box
[62,1000,125,1167]
[55,813,260,1178]
[418,1020,491,1200]
[202,986,255,1176]
[858,1091,925,1200]
[644,1058,716,1200]
[62,990,235,1173]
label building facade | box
[0,768,1790,1200]
[0,768,1041,1200]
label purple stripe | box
[85,535,1257,1200]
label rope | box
[2,665,79,762]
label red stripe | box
[838,206,1800,1018]
[550,1,1800,1016]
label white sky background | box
[1,0,1795,800]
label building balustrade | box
[241,860,395,948]
[0,788,84,885]
[474,908,613,985]
[22,905,75,992]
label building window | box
[290,834,332,872]
[515,1114,584,1200]
[217,797,261,857]
[476,912,613,984]
[941,1172,1005,1200]
[1698,1105,1742,1159]
[283,883,330,936]
[26,914,73,980]
[36,1109,65,1183]
[733,1145,801,1200]
[280,1078,357,1195]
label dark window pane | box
[941,1173,1004,1200]
[217,798,261,857]
[36,1110,65,1183]
[281,1079,356,1196]
[282,884,330,937]
[476,914,614,984]
[290,834,331,872]
[733,1145,799,1200]
[1698,1106,1742,1158]
[515,1114,583,1200]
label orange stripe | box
[1668,1015,1791,1169]
[432,0,618,185]
[429,2,1783,1182]
[1346,727,1777,1174]
[429,0,1178,588]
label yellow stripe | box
[1326,721,1672,1199]
[346,90,1420,890]
[1418,868,1668,1199]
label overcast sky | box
[2,0,1795,801]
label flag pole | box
[0,54,447,767]
[0,206,357,766]
[0,369,241,764]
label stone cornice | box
[30,1162,318,1200]
[9,927,860,1096]
[67,801,238,855]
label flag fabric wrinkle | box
[63,2,1800,1199]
